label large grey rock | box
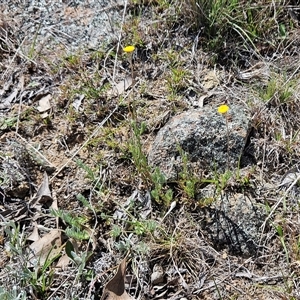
[148,105,250,180]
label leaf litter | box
[101,258,134,300]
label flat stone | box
[148,104,250,180]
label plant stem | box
[129,53,136,119]
[225,114,229,169]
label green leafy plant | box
[65,241,93,281]
[151,167,173,206]
[109,215,157,256]
[214,169,232,193]
[27,23,41,59]
[0,116,18,130]
[108,207,158,238]
[177,146,199,199]
[75,159,107,197]
[167,67,190,97]
[76,159,98,182]
[195,168,233,207]
[51,208,90,241]
[3,221,25,256]
[21,250,57,297]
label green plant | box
[260,75,295,104]
[0,286,27,300]
[50,188,97,242]
[51,208,90,241]
[110,215,157,255]
[115,236,151,256]
[0,116,18,130]
[27,23,41,59]
[234,166,255,187]
[65,241,93,281]
[75,159,106,197]
[108,206,158,238]
[181,0,288,56]
[177,146,199,199]
[3,221,25,256]
[200,171,230,191]
[151,167,173,206]
[274,223,290,264]
[167,67,190,97]
[128,121,152,184]
[123,16,144,47]
[64,53,82,67]
[214,169,232,192]
[21,250,57,297]
[110,224,123,238]
[132,219,158,235]
[1,221,58,299]
[129,0,170,9]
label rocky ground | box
[1,1,300,299]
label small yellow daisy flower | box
[218,104,229,114]
[123,45,135,53]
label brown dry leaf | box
[51,193,59,228]
[55,253,71,270]
[37,94,52,112]
[107,76,133,98]
[37,94,52,118]
[28,229,62,267]
[30,172,53,206]
[27,221,40,242]
[101,258,134,300]
[51,195,58,210]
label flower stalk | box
[123,45,135,118]
[218,104,230,169]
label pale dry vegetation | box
[1,0,300,299]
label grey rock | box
[148,105,250,180]
[199,191,265,256]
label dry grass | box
[0,1,300,299]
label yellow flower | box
[123,45,135,53]
[218,104,229,114]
